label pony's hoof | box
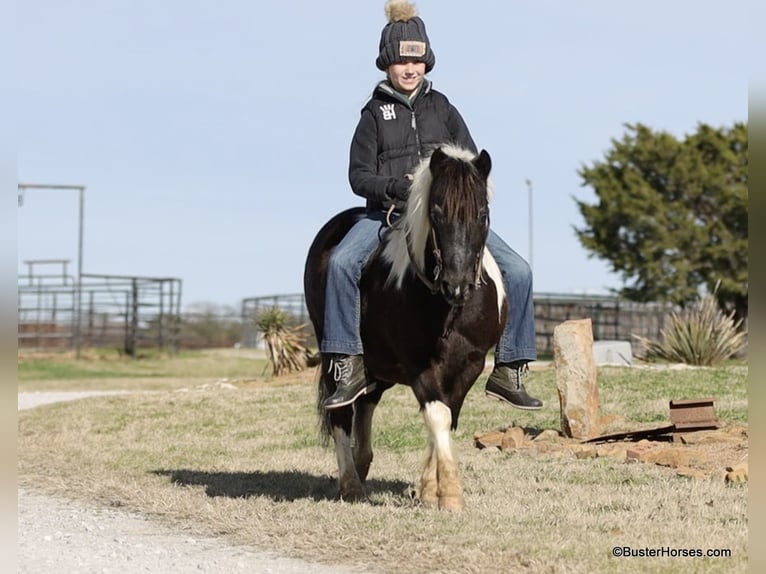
[438,496,465,511]
[338,488,367,503]
[419,493,439,508]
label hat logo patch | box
[399,40,426,58]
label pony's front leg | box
[330,408,366,502]
[419,438,438,508]
[422,401,464,511]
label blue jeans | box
[321,212,537,364]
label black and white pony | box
[304,145,506,510]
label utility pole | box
[18,183,86,358]
[525,179,534,272]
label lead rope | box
[385,204,396,228]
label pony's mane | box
[381,145,504,315]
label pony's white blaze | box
[380,145,504,319]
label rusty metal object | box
[583,398,719,444]
[582,425,675,444]
[669,397,719,431]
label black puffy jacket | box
[348,79,477,212]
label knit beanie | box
[376,0,435,73]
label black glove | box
[390,177,411,200]
[386,178,411,212]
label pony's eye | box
[431,204,444,223]
[479,210,489,226]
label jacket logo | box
[380,104,397,121]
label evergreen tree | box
[575,122,747,321]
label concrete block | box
[592,340,633,366]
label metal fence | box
[533,293,674,355]
[19,278,675,355]
[240,294,311,349]
[18,266,182,356]
[239,292,676,355]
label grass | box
[17,349,748,574]
[18,348,270,390]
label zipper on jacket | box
[376,80,424,160]
[412,111,422,160]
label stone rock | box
[637,446,710,469]
[553,318,600,439]
[533,442,560,454]
[177,381,239,392]
[641,448,690,468]
[626,440,660,462]
[725,461,748,484]
[596,444,628,462]
[501,426,526,451]
[677,429,742,445]
[473,431,505,450]
[532,429,562,442]
[573,445,598,459]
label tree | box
[574,122,748,321]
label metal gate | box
[18,261,182,355]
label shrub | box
[255,308,312,376]
[634,287,747,366]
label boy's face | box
[387,60,426,95]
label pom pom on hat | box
[385,0,418,22]
[376,0,435,72]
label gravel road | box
[18,391,366,574]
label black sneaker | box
[485,362,542,410]
[322,354,375,410]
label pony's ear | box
[430,147,448,172]
[473,149,492,180]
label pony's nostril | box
[442,283,469,304]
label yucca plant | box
[633,287,747,366]
[255,307,312,376]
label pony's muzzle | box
[441,281,472,306]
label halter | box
[406,225,443,294]
[386,204,483,294]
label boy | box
[321,0,541,412]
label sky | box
[16,0,754,311]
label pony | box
[303,145,507,510]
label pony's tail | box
[316,354,333,446]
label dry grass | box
[18,351,748,573]
[17,347,270,391]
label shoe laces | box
[328,356,352,384]
[510,362,529,390]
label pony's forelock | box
[381,145,496,293]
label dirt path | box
[18,391,367,574]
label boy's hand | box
[387,176,412,211]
